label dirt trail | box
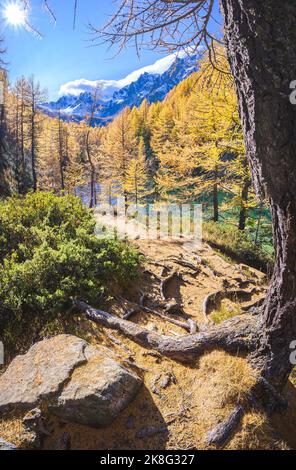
[98,214,267,327]
[41,235,278,450]
[3,230,296,451]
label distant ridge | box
[41,52,199,125]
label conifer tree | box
[124,137,149,206]
[103,107,136,208]
[26,76,47,191]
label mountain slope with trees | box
[1,0,295,451]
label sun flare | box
[3,1,27,27]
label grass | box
[203,221,274,274]
[210,302,242,325]
[290,368,296,387]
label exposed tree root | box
[241,297,264,314]
[160,271,181,301]
[75,300,289,447]
[75,301,258,363]
[164,254,204,266]
[205,377,288,448]
[206,405,245,448]
[165,258,201,273]
[119,293,197,334]
[202,288,257,318]
[123,306,141,320]
[250,376,288,413]
[146,260,171,270]
[140,304,194,333]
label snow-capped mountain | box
[41,52,199,125]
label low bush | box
[0,192,140,334]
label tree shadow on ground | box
[43,384,169,450]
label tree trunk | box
[31,109,37,192]
[20,97,25,186]
[58,113,65,191]
[254,204,263,245]
[213,180,219,222]
[220,0,296,388]
[85,130,97,208]
[89,168,97,208]
[238,180,250,231]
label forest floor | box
[1,232,296,450]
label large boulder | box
[0,335,141,427]
[49,344,142,427]
[0,335,86,413]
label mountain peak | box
[41,52,199,125]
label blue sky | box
[0,0,222,100]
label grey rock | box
[0,335,87,414]
[0,335,142,427]
[159,374,173,389]
[22,408,51,449]
[50,344,142,427]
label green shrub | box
[0,192,140,327]
[203,221,274,274]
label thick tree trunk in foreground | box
[221,0,296,388]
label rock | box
[22,408,51,449]
[136,426,168,439]
[0,335,142,427]
[151,372,176,394]
[23,408,51,436]
[50,344,142,427]
[159,373,176,389]
[147,323,158,332]
[0,335,87,414]
[0,438,17,450]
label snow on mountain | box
[41,52,199,125]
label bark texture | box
[220,0,296,387]
[75,301,259,362]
